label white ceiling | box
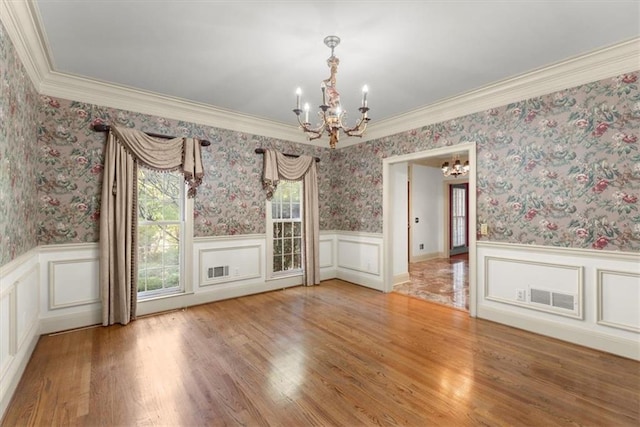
[31,0,640,128]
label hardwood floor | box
[2,279,639,426]
[395,254,469,310]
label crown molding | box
[3,1,639,148]
[354,37,640,146]
[0,0,51,89]
[40,70,311,144]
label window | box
[450,183,469,255]
[137,168,192,298]
[267,180,303,277]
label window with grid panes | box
[137,168,185,298]
[268,180,303,276]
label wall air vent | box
[552,293,575,310]
[530,288,551,305]
[208,266,229,279]
[530,288,576,311]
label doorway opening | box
[383,143,477,316]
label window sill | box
[266,270,303,282]
[138,290,194,303]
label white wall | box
[410,164,444,260]
[390,162,409,284]
[335,232,384,291]
[478,241,640,360]
[39,244,101,333]
[25,232,382,337]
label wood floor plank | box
[2,279,639,426]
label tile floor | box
[393,253,469,310]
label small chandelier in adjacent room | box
[442,156,470,177]
[293,35,370,149]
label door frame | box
[382,142,477,317]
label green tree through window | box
[137,168,184,297]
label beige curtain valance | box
[110,126,204,197]
[261,148,314,200]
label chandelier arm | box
[295,112,325,138]
[342,108,370,136]
[342,116,366,133]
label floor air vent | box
[530,288,576,310]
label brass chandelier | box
[293,35,370,149]
[442,155,470,177]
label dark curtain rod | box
[92,124,211,146]
[255,148,320,163]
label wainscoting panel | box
[48,258,100,310]
[319,234,337,282]
[597,269,640,333]
[478,241,640,360]
[15,265,39,349]
[337,240,380,274]
[319,237,334,269]
[198,244,262,287]
[39,243,102,334]
[335,233,383,291]
[484,256,583,319]
[0,248,40,420]
[0,287,14,382]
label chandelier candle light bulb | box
[292,35,371,149]
[441,155,470,177]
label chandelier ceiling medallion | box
[442,155,470,177]
[293,35,370,149]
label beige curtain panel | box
[262,149,320,286]
[99,127,204,326]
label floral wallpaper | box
[36,98,333,245]
[333,71,640,252]
[0,21,39,266]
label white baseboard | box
[39,309,102,334]
[336,269,383,292]
[137,275,306,317]
[478,305,640,361]
[320,268,337,282]
[393,272,411,286]
[410,252,445,263]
